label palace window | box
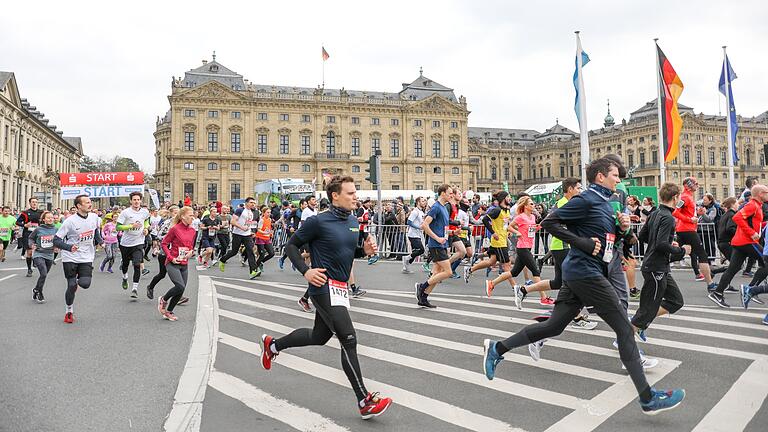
[433,167,442,174]
[183,162,194,170]
[301,114,311,123]
[326,115,336,124]
[208,162,218,170]
[231,111,241,119]
[258,163,267,171]
[326,132,336,155]
[391,118,399,126]
[414,119,422,127]
[207,183,217,201]
[371,138,380,153]
[414,139,423,157]
[390,139,400,157]
[258,113,268,120]
[452,167,460,175]
[432,120,441,128]
[279,113,289,121]
[207,132,218,152]
[302,164,311,173]
[231,162,240,171]
[450,140,459,158]
[415,166,423,174]
[184,132,195,151]
[352,165,360,173]
[432,139,441,158]
[351,137,360,156]
[230,183,240,200]
[207,110,219,118]
[392,166,400,174]
[450,121,458,129]
[280,164,289,172]
[371,117,380,126]
[230,132,241,152]
[279,135,289,154]
[258,134,268,153]
[491,166,497,180]
[301,135,311,155]
[183,109,195,117]
[351,116,360,125]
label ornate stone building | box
[0,72,82,209]
[468,100,768,199]
[154,56,472,203]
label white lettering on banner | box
[60,185,146,199]
[85,173,118,183]
[329,279,350,308]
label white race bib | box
[208,227,216,236]
[602,233,615,263]
[0,227,9,236]
[527,225,536,238]
[40,235,54,249]
[28,223,38,232]
[78,229,95,245]
[328,278,350,309]
[178,247,190,264]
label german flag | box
[657,44,684,162]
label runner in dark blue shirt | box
[259,175,393,420]
[415,184,453,308]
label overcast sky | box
[3,0,766,172]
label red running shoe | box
[539,296,555,306]
[359,392,392,420]
[163,311,178,321]
[64,312,74,324]
[485,280,495,298]
[158,297,168,316]
[260,334,278,370]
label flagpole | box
[322,44,325,88]
[654,38,666,184]
[723,46,735,197]
[575,31,589,186]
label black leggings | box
[221,234,256,272]
[33,256,53,293]
[163,263,188,311]
[275,290,368,402]
[549,249,569,290]
[631,271,684,330]
[255,243,275,268]
[408,237,425,264]
[677,231,709,276]
[716,244,768,294]
[119,245,144,283]
[63,262,93,306]
[217,234,230,259]
[148,254,168,290]
[509,248,540,277]
[496,277,650,398]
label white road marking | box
[209,370,352,432]
[691,357,768,432]
[0,274,18,282]
[219,332,525,432]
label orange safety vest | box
[255,217,272,241]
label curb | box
[163,275,219,432]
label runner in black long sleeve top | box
[259,176,393,420]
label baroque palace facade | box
[153,57,472,203]
[154,56,768,202]
[1,71,82,209]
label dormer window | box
[209,65,219,72]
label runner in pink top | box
[158,206,197,321]
[488,196,551,304]
[99,216,120,273]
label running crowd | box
[3,160,767,420]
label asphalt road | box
[0,252,198,432]
[200,257,768,432]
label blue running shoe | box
[482,339,504,380]
[635,327,647,343]
[640,388,685,415]
[525,280,533,286]
[740,284,752,310]
[763,314,768,325]
[368,255,380,265]
[278,256,285,270]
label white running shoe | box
[622,355,659,370]
[528,339,547,361]
[570,317,598,330]
[512,285,523,310]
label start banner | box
[59,172,144,186]
[60,185,145,199]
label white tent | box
[524,182,562,196]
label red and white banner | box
[59,172,144,186]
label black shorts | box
[448,235,460,245]
[1,240,8,249]
[677,231,709,264]
[459,236,471,248]
[488,246,510,264]
[120,244,144,265]
[428,247,450,262]
[63,262,93,279]
[201,236,217,249]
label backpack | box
[712,203,725,228]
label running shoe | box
[158,297,168,315]
[177,297,190,305]
[525,280,533,286]
[260,334,278,370]
[146,286,154,300]
[752,296,765,305]
[64,312,74,324]
[539,296,555,306]
[121,278,128,290]
[351,287,367,298]
[635,327,647,343]
[482,339,504,380]
[485,280,495,298]
[367,255,380,265]
[219,261,226,272]
[359,392,393,420]
[706,282,718,293]
[450,271,460,279]
[640,388,685,415]
[163,311,178,321]
[763,314,768,326]
[463,266,472,283]
[141,268,150,276]
[37,290,45,303]
[99,260,106,272]
[249,269,262,279]
[415,282,424,301]
[278,256,285,270]
[297,297,312,313]
[130,288,139,299]
[512,285,525,310]
[418,295,437,308]
[240,256,247,267]
[422,262,431,272]
[725,285,739,292]
[32,289,39,302]
[528,340,546,361]
[402,268,414,274]
[629,287,641,300]
[532,311,552,322]
[740,284,752,309]
[707,292,729,308]
[402,255,409,271]
[695,274,705,281]
[26,269,33,277]
[107,267,114,273]
[570,317,598,330]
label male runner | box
[17,197,43,276]
[116,192,150,298]
[482,158,685,414]
[53,194,102,324]
[260,175,392,419]
[219,197,259,279]
[463,191,514,291]
[415,184,454,308]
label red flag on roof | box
[322,47,330,61]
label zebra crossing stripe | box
[216,292,624,383]
[218,332,525,432]
[220,307,583,409]
[209,370,352,432]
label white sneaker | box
[528,339,547,361]
[622,355,659,370]
[570,318,598,330]
[512,285,523,310]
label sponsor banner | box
[60,185,145,199]
[59,172,144,186]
